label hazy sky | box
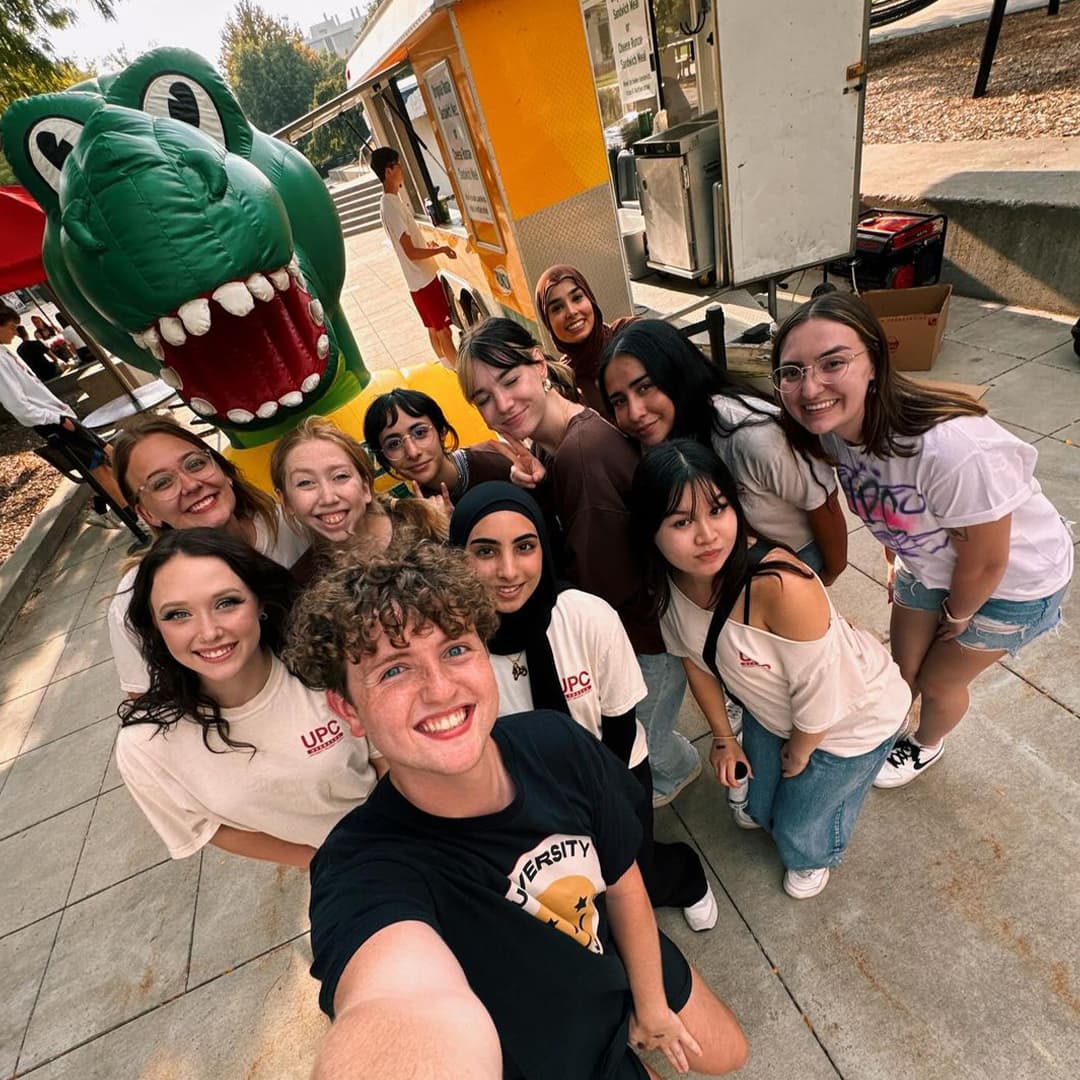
[50,0,364,71]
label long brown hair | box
[771,292,986,459]
[113,414,278,539]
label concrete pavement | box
[0,291,1078,1076]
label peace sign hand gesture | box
[478,435,547,489]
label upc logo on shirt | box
[300,719,344,755]
[561,670,593,700]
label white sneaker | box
[873,737,944,789]
[652,757,703,808]
[683,883,718,931]
[730,802,761,830]
[783,867,830,900]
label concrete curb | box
[0,479,91,645]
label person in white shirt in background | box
[107,414,308,698]
[116,527,375,866]
[0,302,126,525]
[631,439,910,901]
[771,292,1072,790]
[56,312,94,366]
[371,146,458,369]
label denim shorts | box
[892,567,1068,656]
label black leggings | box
[630,758,708,909]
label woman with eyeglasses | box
[772,291,1072,789]
[108,415,308,697]
[117,528,376,867]
[363,388,510,505]
[270,415,447,582]
[599,320,847,585]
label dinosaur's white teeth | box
[130,330,146,349]
[159,316,186,346]
[213,281,255,318]
[160,366,183,391]
[256,400,279,419]
[268,268,290,292]
[143,326,164,361]
[317,334,329,359]
[178,298,211,336]
[302,374,321,393]
[190,397,215,416]
[309,299,324,325]
[287,256,307,291]
[278,391,303,407]
[245,273,274,302]
[227,408,254,423]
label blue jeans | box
[796,540,825,576]
[742,711,898,871]
[892,568,1068,657]
[635,652,699,798]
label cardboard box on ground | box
[862,284,952,372]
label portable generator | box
[828,209,948,290]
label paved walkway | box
[1,289,1078,1076]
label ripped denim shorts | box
[892,567,1068,656]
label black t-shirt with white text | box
[310,711,656,1080]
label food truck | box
[345,0,869,335]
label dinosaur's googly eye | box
[142,75,226,146]
[28,117,85,193]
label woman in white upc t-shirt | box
[116,528,375,866]
[772,291,1072,791]
[631,439,910,901]
[108,415,308,696]
[449,481,719,933]
[599,319,848,585]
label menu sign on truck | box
[423,61,495,225]
[605,0,657,109]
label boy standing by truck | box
[371,146,458,369]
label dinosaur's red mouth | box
[131,257,330,424]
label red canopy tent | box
[0,185,47,293]
[0,184,136,401]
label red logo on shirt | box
[301,718,344,755]
[561,670,593,700]
[738,651,771,670]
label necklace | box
[509,651,528,680]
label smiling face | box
[467,355,548,441]
[126,433,236,530]
[464,511,543,614]
[544,278,595,345]
[377,410,444,488]
[150,553,265,699]
[776,317,874,443]
[279,438,372,543]
[654,480,739,588]
[602,353,677,447]
[342,620,499,782]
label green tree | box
[0,1,114,94]
[301,53,370,177]
[219,1,319,134]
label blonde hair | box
[271,416,448,549]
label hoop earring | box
[259,611,267,622]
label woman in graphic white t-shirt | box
[108,415,308,696]
[630,439,910,900]
[116,528,375,866]
[449,481,719,932]
[771,291,1072,790]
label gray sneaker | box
[652,757,703,808]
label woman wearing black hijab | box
[450,481,715,931]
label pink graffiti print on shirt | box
[837,461,949,558]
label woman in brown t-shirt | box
[457,317,704,808]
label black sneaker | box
[873,737,944,789]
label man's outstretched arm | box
[313,920,502,1080]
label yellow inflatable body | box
[224,362,494,495]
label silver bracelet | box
[942,598,973,623]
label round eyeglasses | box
[135,450,218,500]
[771,350,866,394]
[381,423,435,459]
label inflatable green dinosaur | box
[1,48,369,449]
